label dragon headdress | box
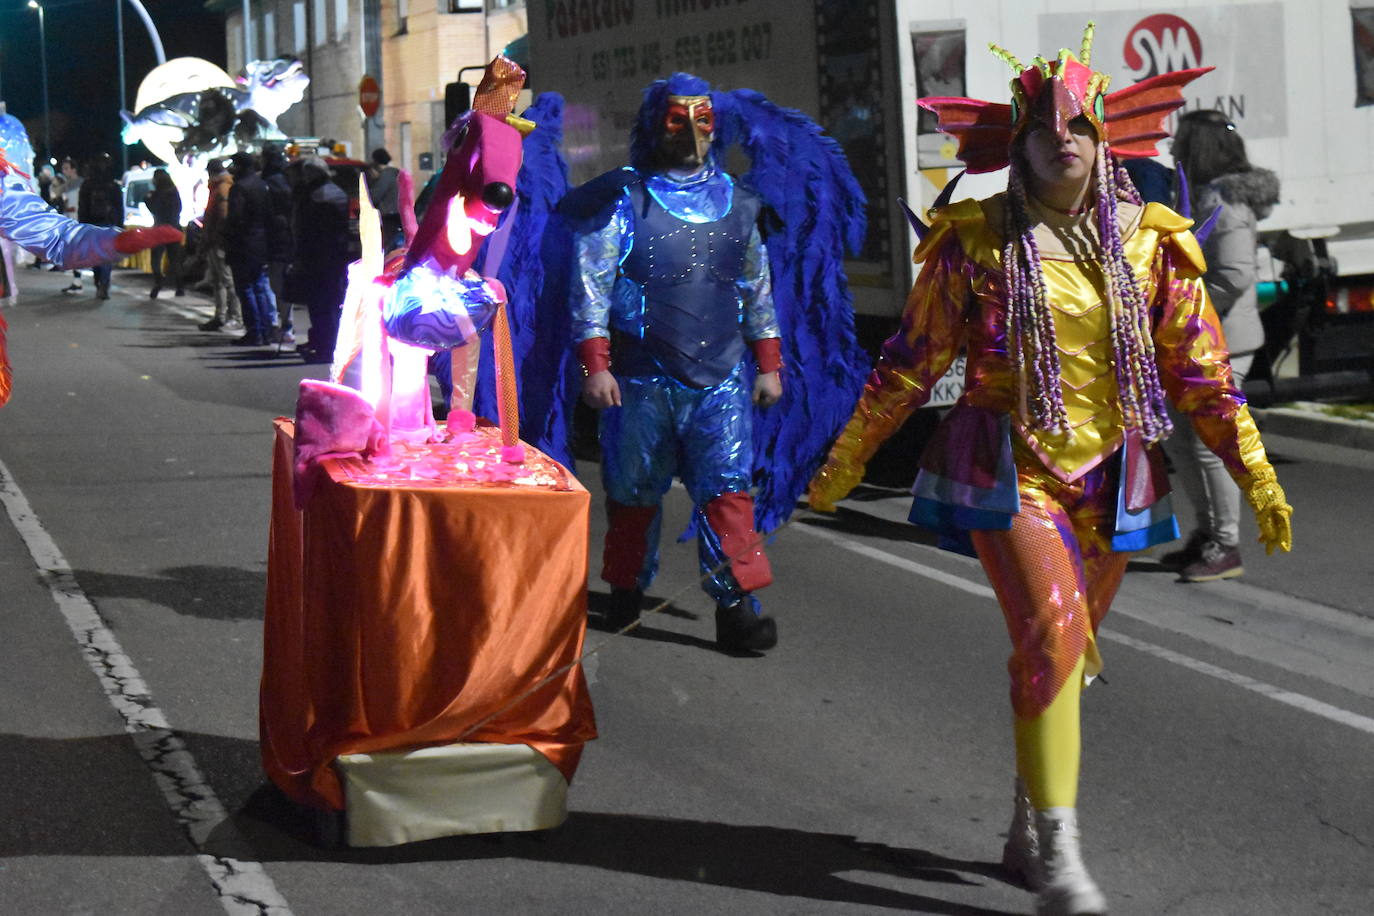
[919,22,1211,173]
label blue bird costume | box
[532,72,871,633]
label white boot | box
[1034,807,1108,916]
[1001,778,1041,889]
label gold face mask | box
[661,94,715,167]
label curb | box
[1252,404,1374,450]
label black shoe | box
[604,587,643,630]
[232,332,265,346]
[62,283,83,294]
[149,283,161,299]
[715,600,777,652]
[1160,530,1208,570]
[96,283,110,300]
[198,318,224,331]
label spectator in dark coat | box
[144,168,184,298]
[261,143,296,343]
[225,152,280,346]
[77,154,123,300]
[289,156,351,363]
[366,147,402,251]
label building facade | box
[210,0,527,179]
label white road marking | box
[0,458,295,916]
[796,520,1374,737]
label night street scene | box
[0,2,1372,914]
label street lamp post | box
[27,1,49,162]
[116,0,127,174]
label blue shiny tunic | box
[571,166,779,361]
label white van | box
[121,163,158,228]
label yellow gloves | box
[1243,468,1293,555]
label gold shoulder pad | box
[913,198,986,264]
[1141,202,1206,274]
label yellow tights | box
[1013,653,1085,810]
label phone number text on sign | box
[588,22,773,82]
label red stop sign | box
[358,75,381,118]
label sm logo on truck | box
[1122,14,1202,81]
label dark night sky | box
[0,0,226,168]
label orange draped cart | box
[261,419,597,846]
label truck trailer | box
[527,0,1374,387]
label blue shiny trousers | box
[599,366,758,609]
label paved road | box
[1,267,1371,915]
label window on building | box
[400,122,413,175]
[447,0,484,11]
[397,0,409,33]
[334,0,348,37]
[263,11,276,58]
[293,2,306,52]
[313,0,327,46]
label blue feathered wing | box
[718,88,870,532]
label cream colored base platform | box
[335,742,568,847]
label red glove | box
[114,225,183,254]
[576,336,611,375]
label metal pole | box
[117,0,128,173]
[242,0,252,70]
[124,1,165,65]
[31,2,50,162]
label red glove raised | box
[114,225,184,255]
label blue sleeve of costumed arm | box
[569,195,632,344]
[0,180,120,269]
[739,224,780,342]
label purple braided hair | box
[1093,144,1173,442]
[1004,159,1070,433]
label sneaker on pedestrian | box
[232,332,265,347]
[1178,539,1243,582]
[278,329,296,346]
[223,319,244,331]
[62,283,83,294]
[198,318,224,331]
[1159,530,1208,570]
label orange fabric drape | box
[261,420,597,810]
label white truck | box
[527,0,1374,386]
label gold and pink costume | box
[820,195,1278,716]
